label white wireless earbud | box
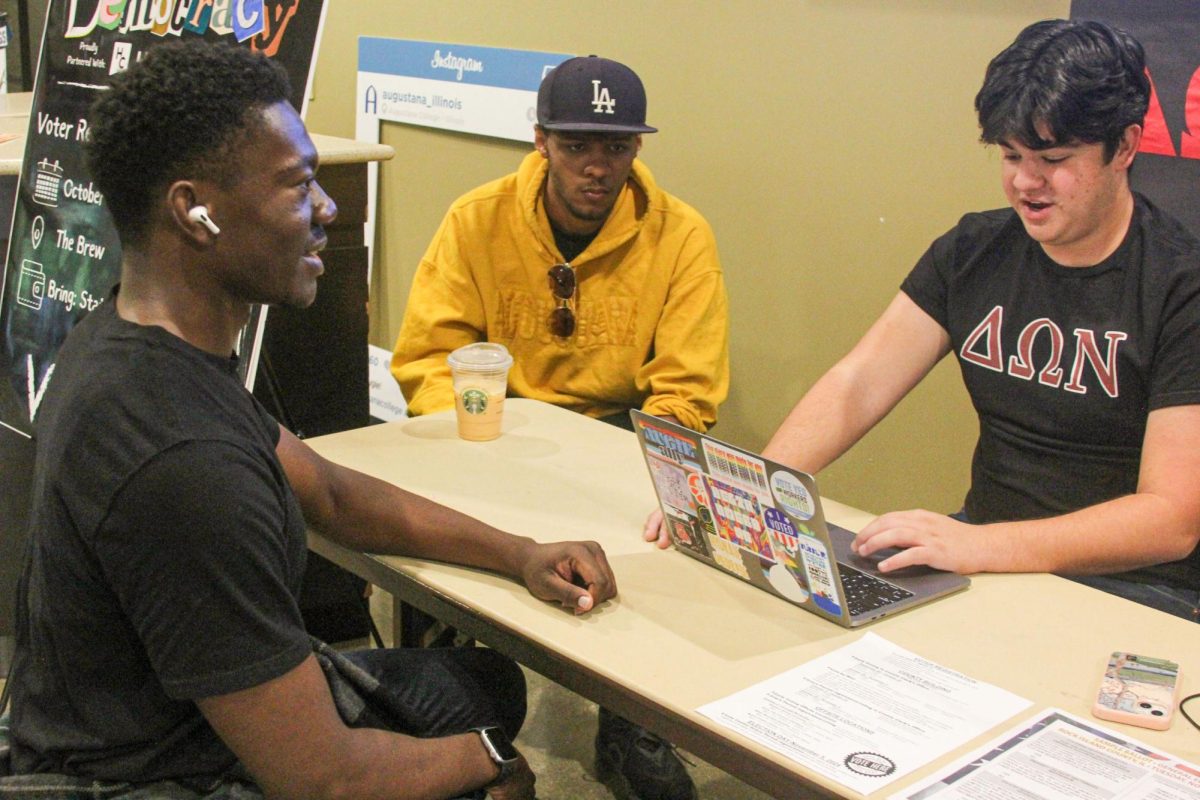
[187,205,221,235]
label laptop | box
[630,411,970,627]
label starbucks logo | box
[462,389,489,415]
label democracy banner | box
[1072,1,1200,238]
[0,0,327,437]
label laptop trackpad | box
[830,524,944,578]
[844,548,918,574]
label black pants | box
[0,645,526,800]
[340,645,527,739]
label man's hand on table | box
[519,540,617,614]
[642,508,671,549]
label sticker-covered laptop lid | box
[631,410,852,626]
[631,411,970,627]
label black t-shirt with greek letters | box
[902,195,1200,588]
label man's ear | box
[1115,124,1142,169]
[166,180,216,243]
[533,126,549,158]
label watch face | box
[481,726,519,762]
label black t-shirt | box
[10,296,312,782]
[902,195,1200,587]
[551,221,599,263]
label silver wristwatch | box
[472,725,519,785]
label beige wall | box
[306,0,1070,518]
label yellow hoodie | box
[392,151,729,432]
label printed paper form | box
[698,633,1032,794]
[894,709,1200,799]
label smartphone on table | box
[1092,651,1181,731]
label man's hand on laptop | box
[642,509,672,549]
[851,509,981,573]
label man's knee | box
[455,648,527,738]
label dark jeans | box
[340,644,526,739]
[1067,574,1200,623]
[0,644,526,799]
[597,410,637,432]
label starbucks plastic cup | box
[446,343,513,441]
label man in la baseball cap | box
[394,57,730,796]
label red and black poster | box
[0,1,327,437]
[1072,1,1200,239]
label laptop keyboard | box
[837,563,915,616]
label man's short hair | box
[86,41,292,244]
[975,19,1150,161]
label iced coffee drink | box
[446,343,514,442]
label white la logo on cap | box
[590,79,616,114]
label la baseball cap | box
[537,55,657,134]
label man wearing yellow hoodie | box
[393,55,728,435]
[393,55,727,800]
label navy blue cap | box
[537,55,657,134]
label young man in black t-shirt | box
[651,19,1200,622]
[6,42,616,800]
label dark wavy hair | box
[975,19,1150,162]
[86,40,292,244]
